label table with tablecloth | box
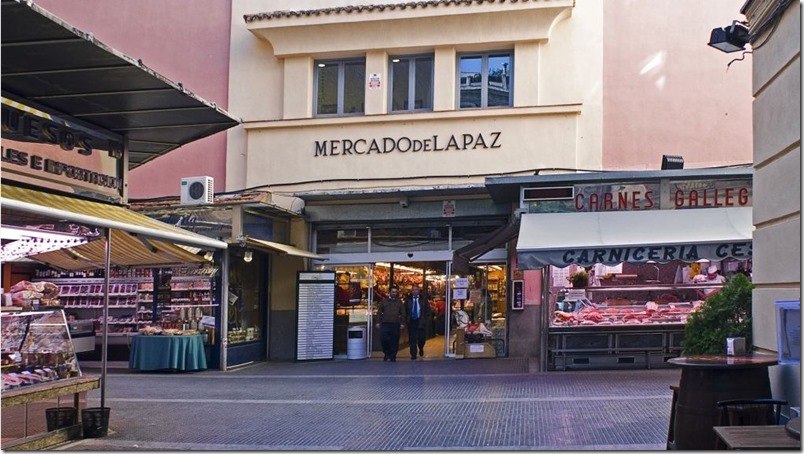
[129,334,207,371]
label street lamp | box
[708,21,750,53]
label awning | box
[1,184,227,250]
[516,207,753,269]
[28,229,209,271]
[452,217,519,274]
[1,0,240,169]
[236,236,327,260]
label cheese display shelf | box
[546,283,721,371]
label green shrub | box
[681,273,754,355]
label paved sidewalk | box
[55,358,679,451]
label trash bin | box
[45,407,77,431]
[346,326,367,359]
[81,407,110,438]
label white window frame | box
[388,54,434,113]
[456,51,513,109]
[314,58,366,117]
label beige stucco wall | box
[228,0,601,193]
[746,0,801,352]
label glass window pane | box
[370,226,449,253]
[414,57,433,110]
[228,252,264,345]
[316,64,338,115]
[487,54,512,107]
[343,61,365,114]
[315,229,369,254]
[391,59,410,111]
[459,56,482,108]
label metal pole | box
[100,227,112,409]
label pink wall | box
[603,0,752,170]
[35,0,233,199]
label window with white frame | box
[458,52,513,109]
[389,55,434,112]
[315,59,366,116]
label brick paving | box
[49,358,680,451]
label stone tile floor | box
[51,358,679,451]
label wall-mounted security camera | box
[399,196,409,208]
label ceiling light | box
[243,250,253,263]
[204,251,214,261]
[708,21,750,53]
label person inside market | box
[693,265,727,298]
[404,284,432,360]
[375,285,406,362]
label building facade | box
[33,0,758,367]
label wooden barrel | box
[672,366,772,450]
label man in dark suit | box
[404,284,432,360]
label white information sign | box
[454,278,469,288]
[453,288,467,300]
[368,73,382,89]
[442,200,456,217]
[296,271,336,361]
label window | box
[315,59,366,116]
[458,52,512,108]
[389,55,433,112]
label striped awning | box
[29,229,209,271]
[1,184,227,250]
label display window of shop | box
[227,249,266,345]
[448,264,507,357]
[389,54,434,112]
[458,51,513,109]
[314,58,366,116]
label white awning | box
[236,237,327,260]
[516,207,753,269]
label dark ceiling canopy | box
[1,0,240,170]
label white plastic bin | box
[347,326,367,359]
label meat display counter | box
[546,284,719,371]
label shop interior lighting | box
[203,251,214,261]
[661,154,684,170]
[243,250,253,263]
[708,21,750,53]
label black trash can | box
[45,407,77,431]
[81,407,110,438]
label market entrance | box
[326,261,507,359]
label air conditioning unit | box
[180,176,214,205]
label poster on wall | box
[511,280,524,311]
[296,271,336,361]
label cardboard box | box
[463,342,496,359]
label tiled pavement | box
[54,358,680,451]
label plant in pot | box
[681,273,754,355]
[568,269,589,288]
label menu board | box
[296,271,336,361]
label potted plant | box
[568,269,589,288]
[681,273,754,355]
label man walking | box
[375,285,405,362]
[405,284,432,360]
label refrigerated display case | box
[546,282,722,371]
[1,310,82,390]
